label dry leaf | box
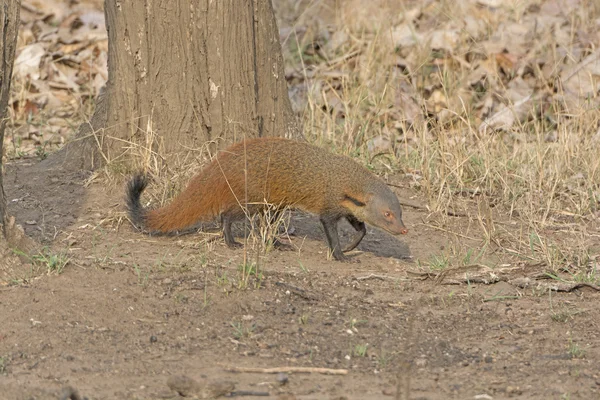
[479,94,532,134]
[14,43,45,79]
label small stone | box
[277,372,289,385]
[150,335,158,343]
[382,387,395,396]
[506,386,522,396]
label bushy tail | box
[126,174,149,230]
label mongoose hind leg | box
[221,210,245,248]
[342,215,366,253]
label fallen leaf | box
[14,43,46,79]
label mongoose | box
[126,137,408,261]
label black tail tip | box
[126,173,150,229]
[127,173,149,195]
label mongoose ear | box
[342,194,367,208]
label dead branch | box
[223,366,348,375]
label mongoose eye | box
[384,211,392,218]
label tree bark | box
[0,0,33,274]
[0,0,20,235]
[57,0,300,171]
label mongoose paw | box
[272,238,294,251]
[342,237,363,253]
[225,240,243,249]
[332,252,361,263]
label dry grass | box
[277,0,600,274]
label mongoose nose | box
[400,228,408,234]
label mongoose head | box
[342,184,408,236]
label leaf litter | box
[7,0,106,159]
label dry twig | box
[223,366,348,375]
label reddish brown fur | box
[143,138,363,231]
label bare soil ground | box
[1,162,599,400]
[3,0,600,399]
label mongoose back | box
[126,137,408,261]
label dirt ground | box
[0,160,598,400]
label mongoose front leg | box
[221,212,242,248]
[343,215,366,253]
[320,215,346,261]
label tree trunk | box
[0,0,20,236]
[0,0,32,274]
[58,0,300,171]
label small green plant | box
[230,321,255,339]
[299,314,309,325]
[216,270,229,287]
[35,144,48,160]
[174,293,189,304]
[568,338,585,359]
[376,349,392,369]
[133,264,149,287]
[565,260,600,285]
[230,321,244,339]
[237,262,252,289]
[550,308,576,323]
[298,261,309,274]
[462,245,486,265]
[238,262,258,276]
[527,231,566,268]
[428,254,450,271]
[153,248,186,271]
[353,343,369,357]
[349,318,367,330]
[238,261,263,289]
[16,247,71,275]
